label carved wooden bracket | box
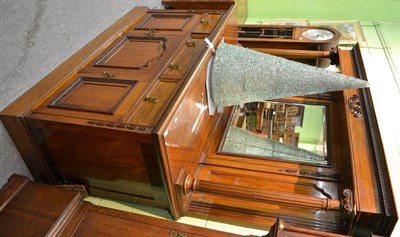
[348,94,362,118]
[342,189,353,213]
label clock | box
[237,25,341,67]
[302,28,335,41]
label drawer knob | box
[185,40,196,47]
[348,94,362,118]
[144,96,159,103]
[103,71,114,78]
[201,18,209,25]
[169,63,181,70]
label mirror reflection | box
[221,101,328,165]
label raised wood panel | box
[136,13,194,31]
[34,74,148,122]
[49,77,137,114]
[95,36,167,69]
[81,34,185,77]
[129,11,205,36]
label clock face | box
[302,29,335,41]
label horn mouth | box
[209,42,369,108]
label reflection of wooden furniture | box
[0,175,240,236]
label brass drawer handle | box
[348,94,362,118]
[169,63,181,70]
[103,71,114,78]
[145,28,157,36]
[169,230,187,237]
[200,18,209,25]
[185,40,196,47]
[144,96,159,103]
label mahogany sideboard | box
[0,1,396,236]
[0,2,242,219]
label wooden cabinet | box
[0,5,242,219]
[0,175,241,236]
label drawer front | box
[128,80,177,127]
[193,13,222,34]
[161,37,206,80]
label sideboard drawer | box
[128,80,177,127]
[193,12,223,35]
[161,37,206,80]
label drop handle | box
[169,63,181,70]
[145,28,156,36]
[103,71,114,78]
[169,230,187,237]
[201,18,209,25]
[144,96,159,103]
[185,40,196,47]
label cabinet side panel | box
[1,116,55,183]
[27,119,168,207]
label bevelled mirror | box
[219,100,329,165]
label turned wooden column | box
[183,175,341,211]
